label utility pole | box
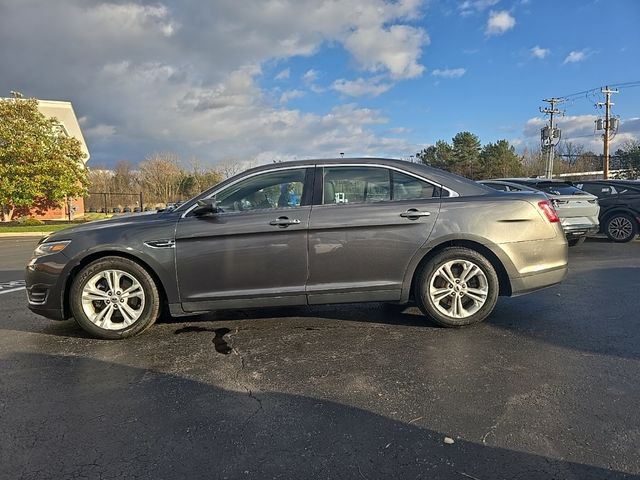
[539,98,564,179]
[597,86,618,179]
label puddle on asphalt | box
[174,325,232,354]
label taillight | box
[538,200,560,223]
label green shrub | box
[15,217,45,226]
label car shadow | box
[1,352,635,480]
[162,302,436,328]
[490,265,640,360]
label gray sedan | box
[26,158,568,339]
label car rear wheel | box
[605,213,637,243]
[567,236,586,247]
[416,247,499,327]
[70,256,160,339]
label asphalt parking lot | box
[1,236,639,479]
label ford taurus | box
[26,158,568,339]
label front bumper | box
[25,254,71,321]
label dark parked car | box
[479,178,600,246]
[26,158,568,339]
[574,180,640,242]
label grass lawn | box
[0,224,74,233]
[0,214,113,233]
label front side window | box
[215,168,307,212]
[323,167,390,205]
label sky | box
[1,0,639,168]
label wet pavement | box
[1,237,639,479]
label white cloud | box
[345,24,428,79]
[0,0,429,165]
[431,68,466,78]
[459,0,500,16]
[485,10,516,36]
[279,89,305,104]
[530,46,550,59]
[563,49,589,64]
[302,69,319,83]
[275,68,290,80]
[84,123,117,141]
[88,3,179,38]
[331,77,394,97]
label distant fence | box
[557,169,638,181]
[85,192,146,213]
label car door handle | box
[269,217,301,227]
[400,209,431,218]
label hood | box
[44,211,173,242]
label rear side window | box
[483,182,509,191]
[323,167,390,204]
[393,171,439,199]
[577,183,614,197]
[536,183,589,196]
[618,186,640,195]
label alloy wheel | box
[81,269,146,330]
[428,259,489,319]
[608,216,633,241]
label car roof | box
[496,178,573,185]
[578,179,640,185]
[240,158,490,196]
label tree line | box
[417,131,640,180]
[86,154,245,210]
[3,96,639,221]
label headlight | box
[33,240,71,257]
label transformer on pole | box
[539,98,564,179]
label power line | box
[559,80,640,100]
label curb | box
[0,232,51,238]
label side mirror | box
[193,198,221,216]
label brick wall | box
[30,197,85,220]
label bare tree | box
[557,141,584,166]
[216,158,255,179]
[138,153,182,205]
[521,147,545,177]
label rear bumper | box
[509,264,567,296]
[496,229,568,296]
[562,223,599,238]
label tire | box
[70,256,160,339]
[567,236,586,247]
[415,247,499,327]
[605,213,638,243]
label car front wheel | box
[605,213,638,243]
[70,256,160,339]
[416,247,499,327]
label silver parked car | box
[26,159,568,339]
[479,179,600,246]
